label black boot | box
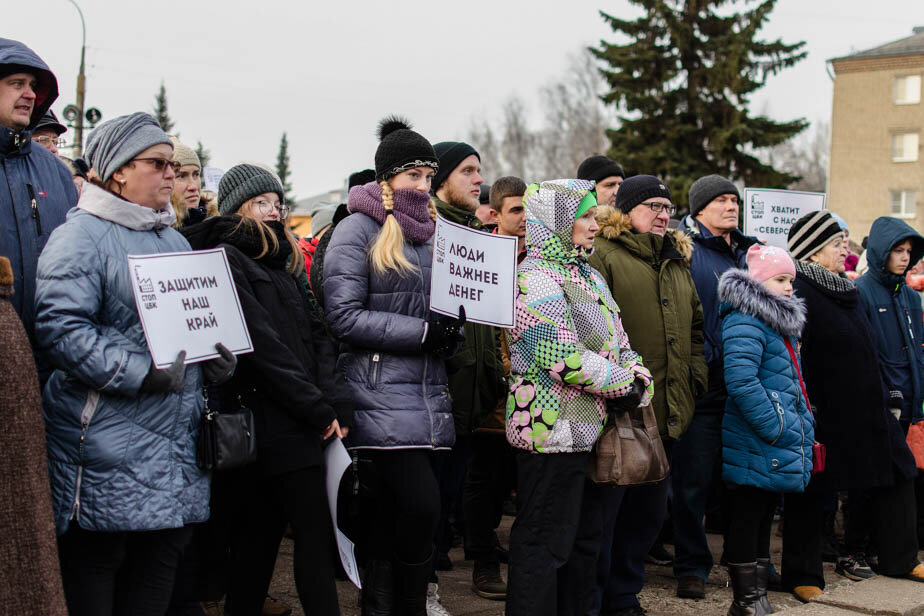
[393,551,432,616]
[755,559,774,614]
[727,562,763,616]
[361,560,394,616]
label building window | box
[892,132,919,162]
[891,190,917,217]
[895,75,922,105]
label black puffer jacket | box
[183,216,353,476]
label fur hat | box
[746,244,795,282]
[374,116,438,182]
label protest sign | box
[128,248,253,368]
[202,167,225,193]
[743,188,826,248]
[324,439,361,588]
[430,215,518,328]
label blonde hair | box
[369,180,437,276]
[237,198,304,275]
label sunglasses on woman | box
[133,157,182,173]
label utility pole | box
[69,0,86,157]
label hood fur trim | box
[718,269,806,338]
[596,205,693,261]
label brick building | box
[829,27,924,238]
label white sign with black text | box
[323,439,361,589]
[430,215,518,328]
[743,188,826,248]
[128,248,253,368]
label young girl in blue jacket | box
[717,245,815,616]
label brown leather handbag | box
[588,403,670,486]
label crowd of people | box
[2,36,924,616]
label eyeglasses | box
[33,136,66,148]
[253,198,289,218]
[133,158,181,174]
[639,201,676,216]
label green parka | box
[588,206,708,439]
[434,197,507,434]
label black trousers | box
[843,476,920,576]
[725,486,777,564]
[463,432,515,562]
[781,473,827,590]
[58,523,193,616]
[225,466,340,616]
[507,451,600,616]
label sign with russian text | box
[743,188,826,249]
[324,439,361,589]
[430,215,518,328]
[128,248,253,368]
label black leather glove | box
[203,343,237,385]
[607,378,645,414]
[422,306,466,358]
[140,351,187,393]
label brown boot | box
[791,585,823,603]
[676,576,705,599]
[262,594,292,616]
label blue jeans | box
[671,412,723,581]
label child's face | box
[762,273,794,298]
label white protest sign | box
[743,188,826,248]
[323,439,361,589]
[430,216,518,328]
[128,248,253,368]
[202,167,225,193]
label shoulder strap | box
[784,337,812,413]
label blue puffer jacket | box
[857,217,924,423]
[0,39,78,343]
[35,183,209,534]
[718,269,814,493]
[322,211,454,450]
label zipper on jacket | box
[797,412,807,474]
[27,183,42,236]
[770,401,785,445]
[72,391,100,520]
[411,247,436,446]
[370,353,381,388]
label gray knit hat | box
[310,203,336,236]
[688,174,740,217]
[218,163,284,216]
[787,210,844,261]
[84,112,172,182]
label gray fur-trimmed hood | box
[718,268,806,338]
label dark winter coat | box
[679,215,758,413]
[794,261,917,490]
[35,183,208,534]
[182,216,353,476]
[856,217,924,423]
[322,212,454,450]
[718,270,814,493]
[434,198,506,434]
[0,256,67,615]
[589,207,708,439]
[0,39,79,344]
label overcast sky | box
[12,0,923,198]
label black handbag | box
[196,404,257,471]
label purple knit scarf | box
[347,182,435,244]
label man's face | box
[492,195,526,238]
[438,154,483,211]
[31,127,61,155]
[0,73,38,130]
[594,175,623,207]
[887,239,913,276]
[696,193,740,234]
[627,197,672,236]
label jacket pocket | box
[769,391,785,446]
[368,353,382,389]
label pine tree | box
[195,141,211,169]
[153,81,175,134]
[275,132,296,205]
[592,0,808,209]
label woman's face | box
[242,192,285,222]
[111,143,176,209]
[762,273,794,298]
[572,208,599,250]
[390,167,435,193]
[887,240,913,275]
[173,164,201,208]
[809,233,848,274]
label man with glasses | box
[31,109,66,156]
[586,175,707,616]
[0,38,78,358]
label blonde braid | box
[427,197,437,221]
[381,181,395,212]
[369,180,415,276]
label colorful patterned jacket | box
[505,180,652,454]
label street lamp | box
[68,0,87,156]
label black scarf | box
[182,216,291,270]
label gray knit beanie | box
[688,174,740,217]
[218,163,284,216]
[84,112,172,182]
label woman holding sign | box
[33,112,236,616]
[323,117,464,615]
[182,162,353,616]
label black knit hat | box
[218,163,284,216]
[34,109,66,135]
[577,155,625,183]
[787,210,844,261]
[615,175,672,214]
[374,116,438,182]
[349,168,376,188]
[688,174,740,217]
[432,141,480,191]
